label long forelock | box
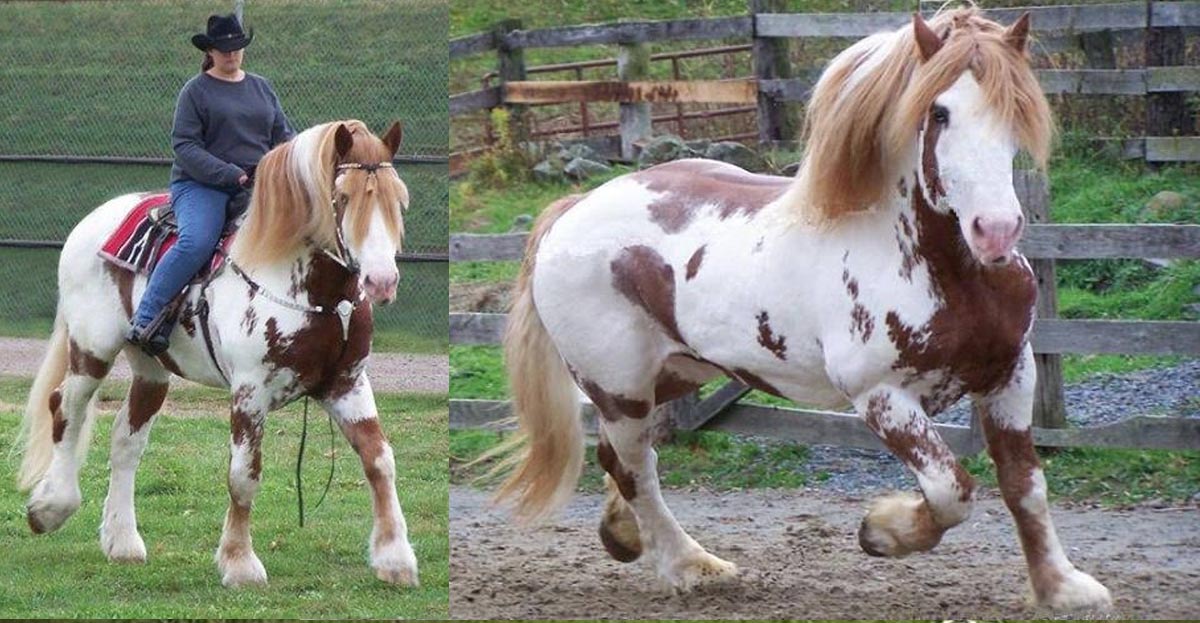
[338,123,406,250]
[794,7,1051,223]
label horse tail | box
[488,194,585,522]
[16,310,69,491]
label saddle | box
[98,191,246,281]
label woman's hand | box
[238,174,250,187]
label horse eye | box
[932,106,950,126]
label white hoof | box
[371,538,420,587]
[100,524,147,563]
[26,479,82,534]
[216,550,268,588]
[858,492,944,557]
[1034,568,1112,610]
[661,549,739,592]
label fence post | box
[495,18,528,145]
[750,0,795,145]
[618,41,652,161]
[1017,171,1067,430]
[1146,1,1191,164]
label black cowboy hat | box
[191,14,253,53]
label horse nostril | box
[972,216,985,237]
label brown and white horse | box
[496,10,1111,610]
[17,120,420,587]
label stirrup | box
[126,324,169,357]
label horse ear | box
[382,121,403,158]
[334,123,354,160]
[1005,12,1032,52]
[913,13,943,62]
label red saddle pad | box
[98,193,234,281]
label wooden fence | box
[448,171,1200,453]
[450,1,1200,163]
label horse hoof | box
[26,487,81,535]
[858,492,944,557]
[101,527,147,563]
[217,552,268,588]
[1034,568,1112,610]
[663,550,739,593]
[371,539,419,587]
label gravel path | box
[451,485,1200,620]
[0,336,447,394]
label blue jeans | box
[132,179,233,332]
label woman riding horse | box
[128,12,294,354]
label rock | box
[560,143,601,162]
[685,140,711,155]
[637,135,690,168]
[532,159,564,183]
[780,161,802,177]
[1142,190,1188,220]
[704,141,768,172]
[563,157,611,180]
[509,213,534,232]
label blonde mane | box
[794,8,1052,222]
[232,119,407,267]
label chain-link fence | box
[0,0,448,353]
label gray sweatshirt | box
[170,71,294,188]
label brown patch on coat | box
[577,377,651,420]
[885,173,1037,397]
[229,404,264,481]
[49,389,66,443]
[897,177,908,198]
[596,439,637,501]
[341,418,398,547]
[755,311,787,360]
[68,339,111,379]
[262,253,373,401]
[863,392,975,509]
[610,245,684,344]
[685,245,706,281]
[178,300,198,338]
[104,264,135,318]
[979,412,1064,599]
[731,368,784,397]
[921,114,946,201]
[653,368,699,405]
[241,307,259,336]
[127,377,168,433]
[850,303,874,343]
[638,160,789,234]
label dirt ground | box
[450,485,1200,620]
[0,336,447,394]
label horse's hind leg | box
[100,350,169,562]
[322,375,418,586]
[853,384,975,557]
[26,340,114,534]
[589,384,737,592]
[976,347,1110,609]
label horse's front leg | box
[322,374,419,586]
[976,346,1111,610]
[215,383,268,587]
[853,384,975,557]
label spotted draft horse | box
[16,120,419,588]
[496,10,1112,610]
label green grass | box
[0,376,448,618]
[964,447,1200,506]
[452,428,812,492]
